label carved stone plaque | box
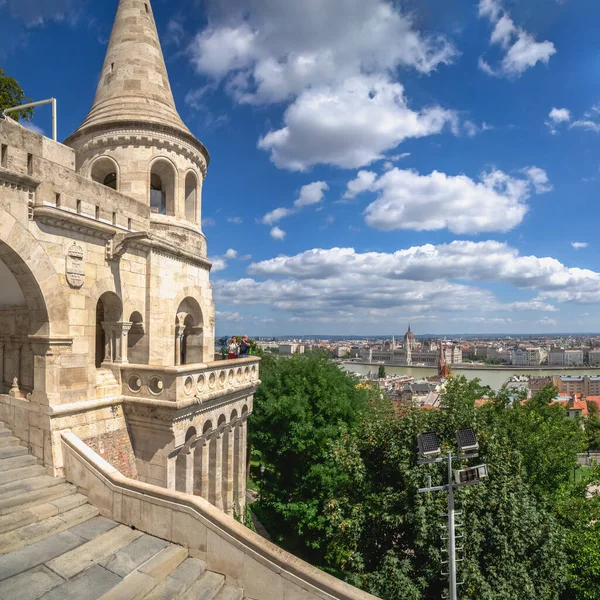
[66,243,85,288]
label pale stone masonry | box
[0,0,258,518]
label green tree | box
[248,351,370,557]
[377,365,386,379]
[0,69,33,121]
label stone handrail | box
[121,357,260,404]
[61,430,379,600]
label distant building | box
[558,375,600,397]
[589,349,600,366]
[279,343,305,355]
[511,347,547,366]
[548,349,584,366]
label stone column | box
[210,429,224,510]
[102,323,114,363]
[234,419,244,516]
[174,325,184,366]
[166,451,178,490]
[184,447,195,495]
[238,416,248,514]
[223,424,235,515]
[113,322,132,364]
[195,436,210,499]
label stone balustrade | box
[120,357,260,404]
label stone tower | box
[0,0,258,518]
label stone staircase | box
[0,421,244,600]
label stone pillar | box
[210,429,223,511]
[223,424,235,515]
[166,451,177,490]
[0,342,4,391]
[102,323,114,363]
[114,322,132,364]
[195,436,210,499]
[184,447,195,495]
[29,337,72,406]
[238,416,248,514]
[174,325,184,366]
[234,419,244,516]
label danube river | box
[341,363,600,391]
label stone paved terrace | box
[0,421,243,600]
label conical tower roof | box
[71,0,192,138]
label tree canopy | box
[248,354,600,599]
[0,69,33,121]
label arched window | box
[150,160,176,216]
[175,297,204,365]
[185,172,198,223]
[91,157,119,191]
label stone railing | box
[61,431,379,600]
[120,357,260,404]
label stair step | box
[180,571,225,600]
[45,523,144,579]
[101,534,169,578]
[0,436,20,448]
[0,475,66,501]
[0,483,77,516]
[0,493,88,535]
[141,557,207,600]
[0,454,37,473]
[0,428,12,438]
[0,445,27,459]
[0,564,64,600]
[214,585,244,600]
[0,504,99,554]
[0,464,46,485]
[34,564,121,600]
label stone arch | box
[175,296,204,365]
[0,210,68,336]
[149,157,177,216]
[184,170,198,224]
[95,291,122,368]
[90,155,119,191]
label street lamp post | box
[416,429,487,600]
[259,464,266,503]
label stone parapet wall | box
[61,431,380,600]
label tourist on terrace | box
[239,335,251,357]
[228,337,239,359]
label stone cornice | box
[0,167,40,192]
[63,121,210,177]
[33,206,212,270]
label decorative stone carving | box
[65,243,85,288]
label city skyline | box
[3,0,600,335]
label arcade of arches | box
[172,406,249,516]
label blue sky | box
[2,0,600,336]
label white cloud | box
[258,75,456,170]
[2,0,83,27]
[224,249,238,259]
[463,120,493,137]
[478,0,556,78]
[349,166,550,234]
[202,217,216,228]
[571,120,600,133]
[212,239,600,325]
[227,216,243,224]
[522,166,553,193]
[294,181,329,208]
[270,226,286,240]
[537,318,557,326]
[216,311,244,322]
[549,108,571,123]
[344,170,378,199]
[210,257,228,272]
[210,240,600,325]
[189,0,458,105]
[261,207,294,225]
[572,242,589,249]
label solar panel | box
[417,432,440,457]
[455,428,479,454]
